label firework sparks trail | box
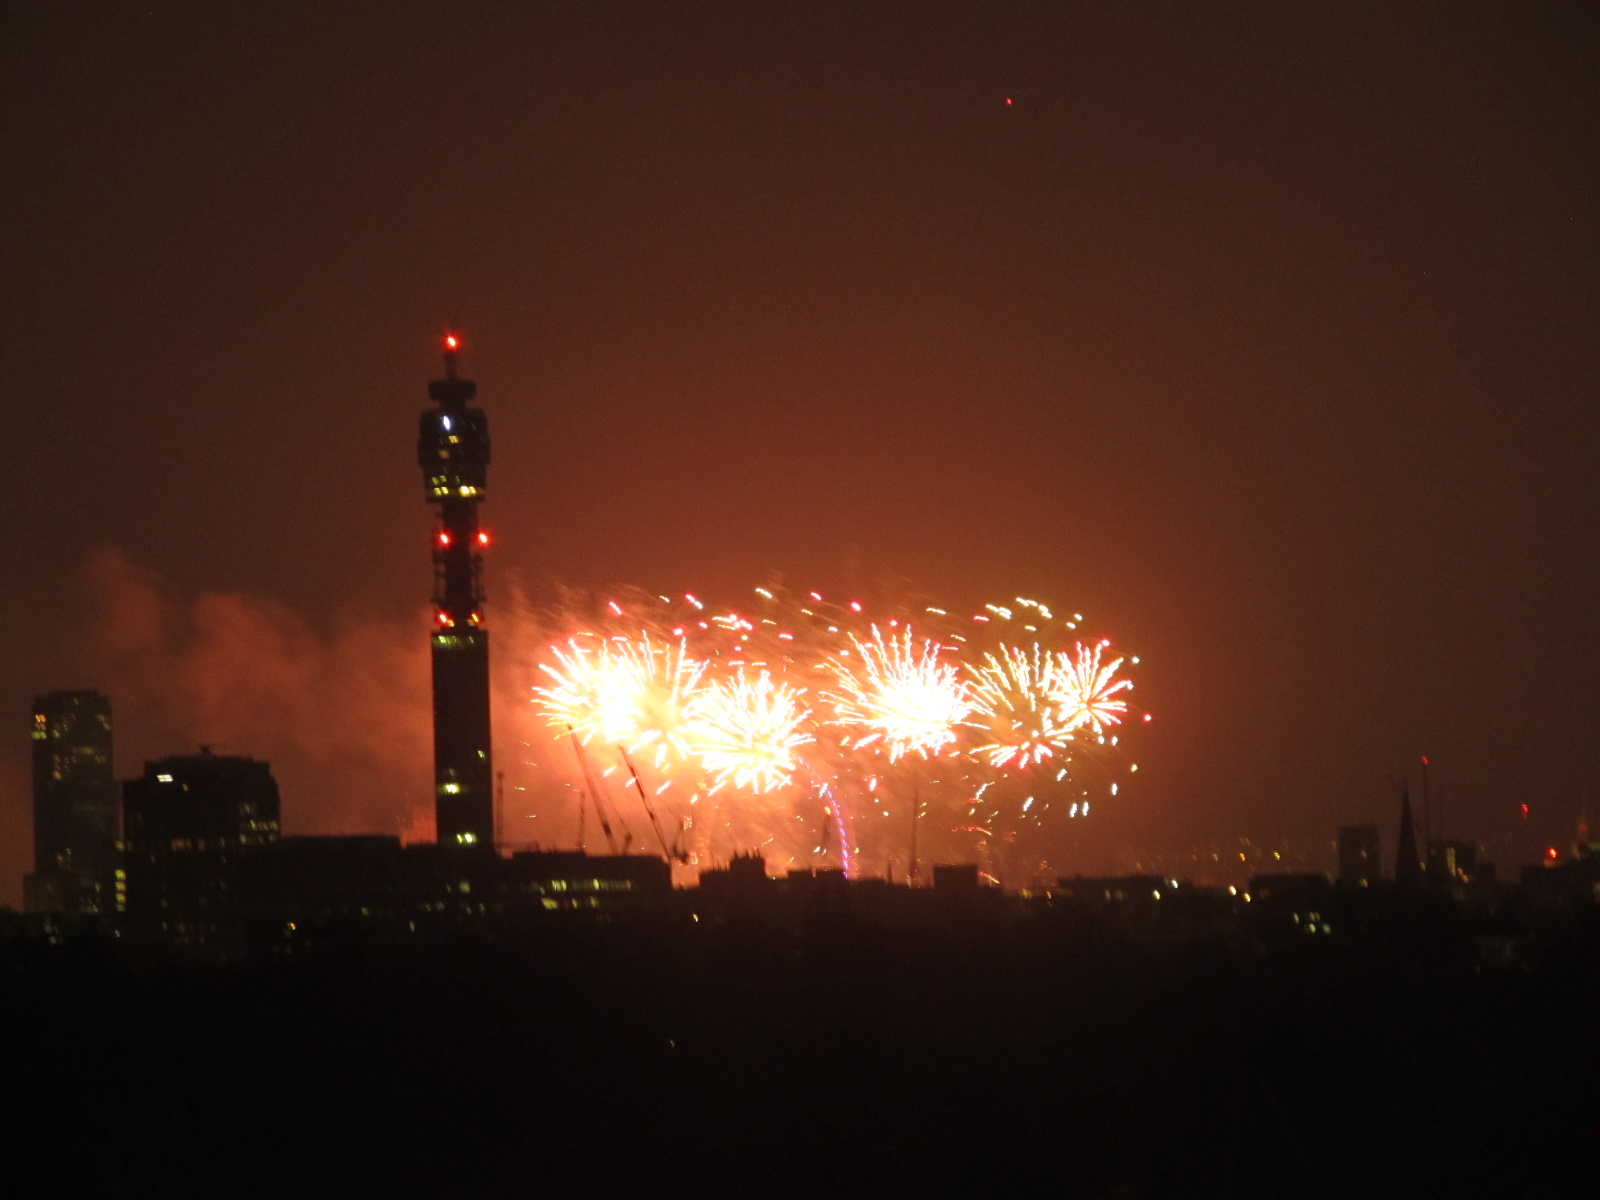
[684,669,814,795]
[533,633,706,766]
[824,625,971,761]
[1058,640,1133,734]
[613,633,706,767]
[966,644,1082,770]
[534,637,648,746]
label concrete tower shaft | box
[418,335,494,847]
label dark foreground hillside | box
[1,911,1592,1199]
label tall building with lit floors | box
[122,751,281,953]
[26,690,120,917]
[418,333,494,848]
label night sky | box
[2,1,1594,904]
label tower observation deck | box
[418,334,493,847]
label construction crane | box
[618,746,688,863]
[564,726,627,856]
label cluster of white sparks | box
[683,671,813,795]
[826,626,972,762]
[530,590,1146,877]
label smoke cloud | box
[80,548,437,841]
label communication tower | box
[418,334,494,847]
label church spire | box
[1395,786,1422,886]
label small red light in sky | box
[444,333,460,351]
[1545,846,1560,860]
[1421,755,1430,765]
[1520,803,1530,817]
[1005,97,1013,106]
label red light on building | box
[438,531,451,547]
[1545,846,1560,860]
[476,531,489,545]
[1520,803,1530,818]
[444,333,461,352]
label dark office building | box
[698,852,773,894]
[503,849,672,908]
[418,333,495,849]
[236,839,671,954]
[122,751,281,952]
[1338,824,1381,887]
[26,690,120,917]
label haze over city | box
[3,2,1594,904]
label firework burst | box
[1059,640,1132,735]
[684,670,813,795]
[532,632,707,760]
[533,637,650,746]
[966,644,1082,771]
[824,625,971,761]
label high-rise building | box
[27,690,120,916]
[122,750,280,951]
[418,333,495,848]
[1337,824,1381,887]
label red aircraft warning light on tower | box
[418,333,494,847]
